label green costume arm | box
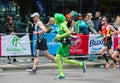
[54,23,71,42]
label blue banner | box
[36,0,47,14]
[32,33,60,55]
[32,34,37,55]
[36,0,47,22]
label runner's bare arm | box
[110,25,117,35]
[37,21,47,34]
[117,30,120,34]
[106,25,116,38]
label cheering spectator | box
[87,12,97,34]
[47,17,59,33]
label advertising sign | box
[88,34,104,54]
[1,34,31,56]
[70,34,89,55]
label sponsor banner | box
[32,33,60,55]
[88,34,104,54]
[45,33,60,54]
[0,35,1,56]
[32,34,37,55]
[70,34,89,55]
[2,34,31,56]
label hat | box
[31,12,40,17]
[65,14,72,19]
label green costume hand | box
[53,35,62,42]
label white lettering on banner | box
[6,48,26,51]
[47,42,60,46]
[2,34,31,56]
[70,49,83,53]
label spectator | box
[14,16,21,30]
[86,12,97,34]
[67,19,76,34]
[0,14,4,33]
[27,17,35,61]
[4,16,16,35]
[46,17,59,33]
[65,14,72,22]
[84,15,89,22]
[27,17,34,39]
[4,16,17,64]
[94,11,102,32]
[75,14,89,34]
[113,15,120,30]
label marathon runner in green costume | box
[54,13,86,79]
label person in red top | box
[112,44,120,67]
[100,16,117,69]
[112,16,120,68]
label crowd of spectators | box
[0,11,120,36]
[45,11,120,36]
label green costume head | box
[54,13,66,24]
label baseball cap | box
[31,12,40,17]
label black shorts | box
[104,40,112,50]
[36,38,48,50]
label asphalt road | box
[0,68,120,83]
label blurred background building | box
[0,0,120,32]
[0,0,120,20]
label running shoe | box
[55,75,65,79]
[112,63,119,69]
[26,69,36,74]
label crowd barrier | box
[0,33,119,57]
[32,33,119,55]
